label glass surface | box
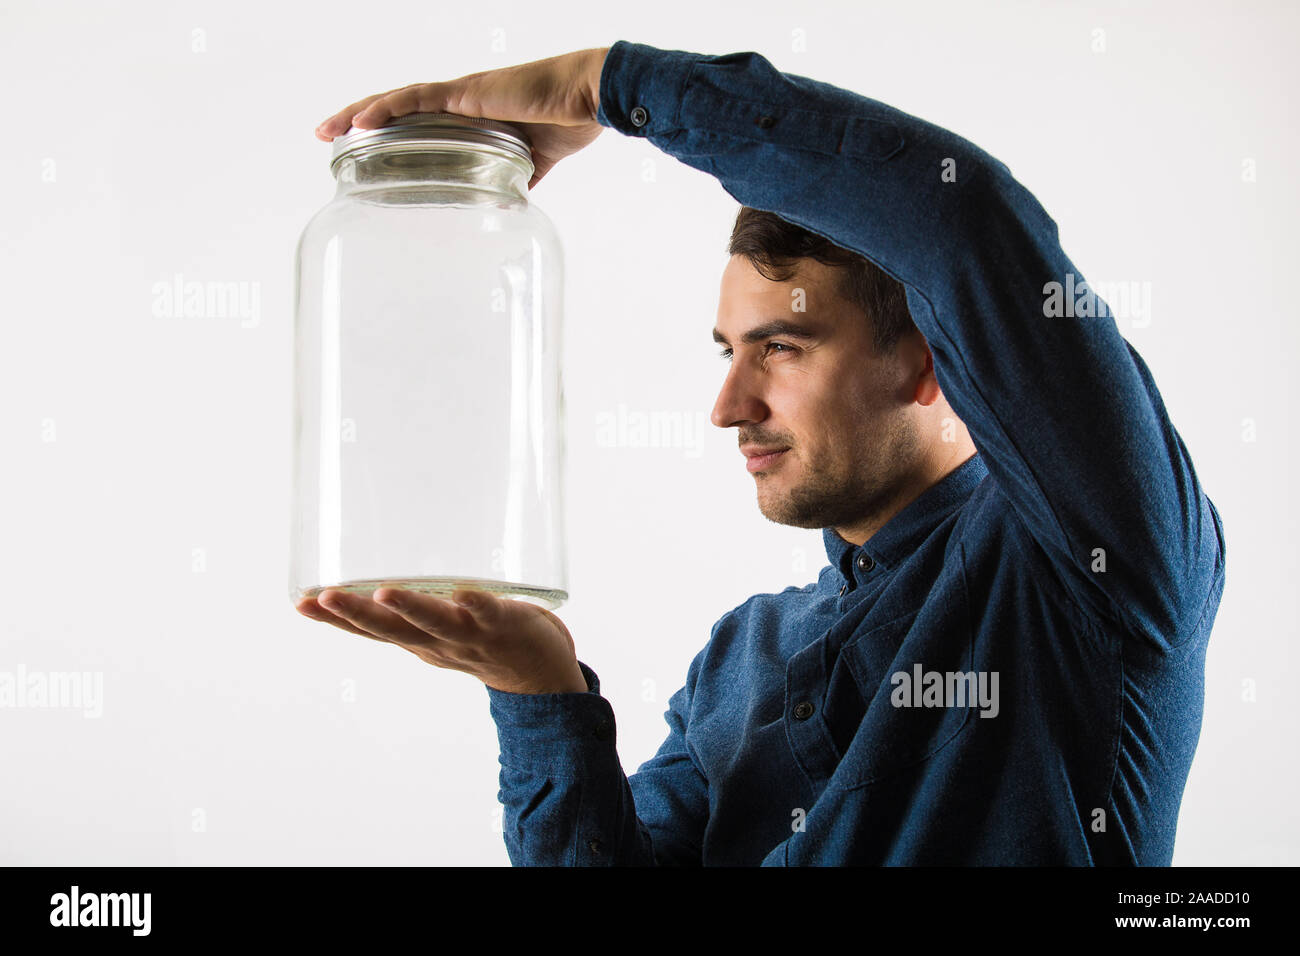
[290,134,567,610]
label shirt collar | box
[822,452,988,582]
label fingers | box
[351,83,449,130]
[314,78,462,140]
[315,94,383,140]
[325,589,461,645]
[451,588,503,626]
[296,596,393,644]
[373,587,495,642]
[315,85,415,140]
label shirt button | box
[593,717,611,741]
[588,839,603,855]
[838,583,847,597]
[629,105,649,127]
[793,700,815,720]
[756,114,776,128]
[857,553,875,572]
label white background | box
[1,0,1294,865]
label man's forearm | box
[487,660,665,865]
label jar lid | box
[329,112,533,175]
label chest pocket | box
[827,549,977,790]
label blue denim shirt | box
[485,40,1227,865]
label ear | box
[910,336,942,407]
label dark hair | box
[727,206,916,355]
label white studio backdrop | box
[0,0,1294,865]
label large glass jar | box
[290,113,567,610]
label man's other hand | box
[296,588,589,695]
[314,46,611,190]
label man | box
[301,41,1226,865]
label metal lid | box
[329,112,533,176]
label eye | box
[717,342,794,361]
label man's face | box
[711,255,922,532]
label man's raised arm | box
[595,40,1225,650]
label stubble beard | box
[756,417,920,531]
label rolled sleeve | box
[485,660,620,776]
[595,40,701,139]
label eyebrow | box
[712,319,822,346]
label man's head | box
[712,207,975,544]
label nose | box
[710,361,767,429]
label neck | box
[834,440,977,547]
[333,147,530,203]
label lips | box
[741,445,789,459]
[744,447,789,473]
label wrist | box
[488,663,589,695]
[585,46,610,122]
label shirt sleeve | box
[486,658,707,865]
[595,40,1226,652]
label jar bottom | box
[297,577,567,610]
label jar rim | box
[328,112,533,176]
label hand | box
[314,46,611,191]
[295,588,589,695]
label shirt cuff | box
[485,660,620,776]
[595,39,703,138]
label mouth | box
[744,448,789,473]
